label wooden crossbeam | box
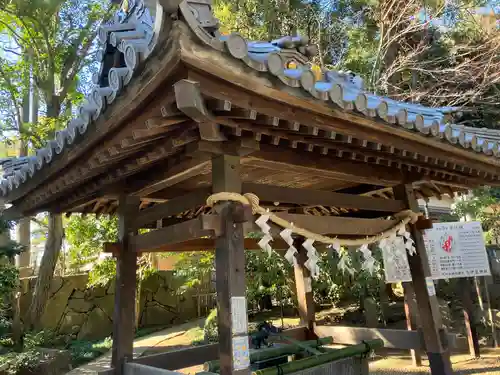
[130,216,214,252]
[132,187,212,229]
[246,147,406,186]
[242,183,406,213]
[315,325,457,351]
[267,213,398,236]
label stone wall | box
[19,271,210,341]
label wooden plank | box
[246,147,405,186]
[271,213,399,236]
[242,183,405,213]
[132,187,211,229]
[293,239,316,339]
[104,237,291,254]
[130,217,214,252]
[314,325,457,350]
[132,327,306,370]
[403,282,422,366]
[112,196,140,375]
[134,344,219,370]
[133,159,211,197]
[393,184,454,375]
[212,154,250,375]
[124,363,182,375]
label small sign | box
[231,296,248,335]
[426,277,436,296]
[232,336,250,370]
[382,240,412,283]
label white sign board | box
[424,221,491,279]
[382,239,412,283]
[382,221,490,283]
[231,297,248,335]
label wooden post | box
[459,278,480,358]
[212,155,251,375]
[403,282,422,367]
[111,196,140,375]
[293,240,316,339]
[483,277,498,347]
[393,184,454,375]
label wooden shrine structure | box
[2,1,500,374]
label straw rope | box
[206,192,422,246]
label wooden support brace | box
[403,282,422,367]
[393,184,454,375]
[293,239,316,339]
[174,79,226,141]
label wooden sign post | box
[393,184,454,375]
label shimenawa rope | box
[206,192,422,246]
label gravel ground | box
[370,349,500,375]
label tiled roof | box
[0,0,163,197]
[1,0,500,199]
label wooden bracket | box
[197,138,259,156]
[174,79,226,141]
[202,204,253,237]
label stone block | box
[84,285,107,300]
[141,301,176,327]
[49,277,64,296]
[68,298,94,313]
[77,307,112,341]
[58,311,87,335]
[40,279,75,330]
[154,286,176,308]
[94,295,114,320]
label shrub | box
[203,308,218,343]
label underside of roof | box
[1,0,499,218]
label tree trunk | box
[27,213,63,330]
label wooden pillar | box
[483,277,498,347]
[111,196,140,375]
[393,184,453,375]
[459,278,480,358]
[403,282,422,366]
[293,240,316,339]
[212,155,251,375]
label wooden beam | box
[105,238,292,254]
[212,154,251,375]
[403,282,422,367]
[269,213,399,236]
[130,216,214,252]
[174,79,226,141]
[133,158,211,197]
[111,196,140,375]
[314,325,457,351]
[198,139,259,157]
[132,187,211,229]
[458,278,481,358]
[393,184,454,375]
[246,147,407,186]
[242,183,406,213]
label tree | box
[0,0,114,329]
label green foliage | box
[0,349,44,375]
[203,308,219,343]
[172,251,214,291]
[66,214,118,273]
[67,337,112,367]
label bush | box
[203,308,218,343]
[0,349,44,375]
